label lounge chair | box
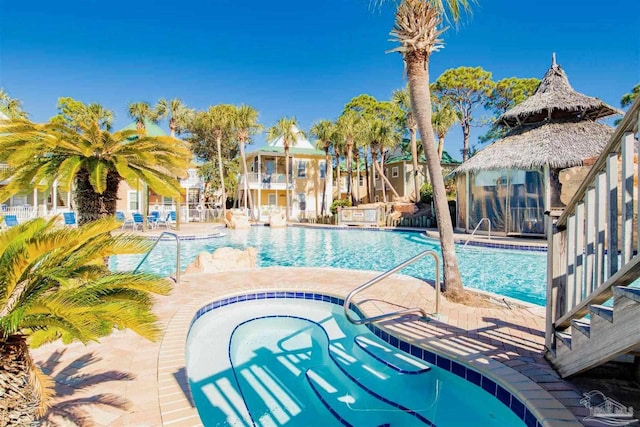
[157,211,176,229]
[63,212,77,227]
[3,215,18,227]
[132,213,144,230]
[148,211,160,229]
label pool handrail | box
[463,217,491,248]
[344,249,440,325]
[134,231,181,285]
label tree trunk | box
[364,152,371,203]
[437,134,445,161]
[335,154,341,201]
[407,51,463,294]
[462,122,470,162]
[374,159,399,201]
[409,125,420,202]
[346,141,353,203]
[239,140,255,220]
[216,135,226,216]
[74,169,120,225]
[321,148,329,215]
[284,146,290,221]
[0,336,42,424]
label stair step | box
[555,331,572,349]
[613,286,640,303]
[354,335,431,374]
[571,318,591,338]
[589,304,614,322]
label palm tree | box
[155,98,192,137]
[232,105,262,220]
[388,0,471,295]
[266,117,304,222]
[392,86,421,202]
[431,98,459,161]
[0,114,190,225]
[0,217,171,423]
[310,119,336,216]
[128,101,156,131]
[0,89,28,119]
[369,118,401,201]
[335,111,363,205]
[191,105,235,216]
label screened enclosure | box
[456,169,545,235]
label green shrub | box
[330,198,352,215]
[420,182,433,203]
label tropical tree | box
[480,77,539,143]
[0,103,190,224]
[431,97,459,161]
[387,0,472,296]
[621,83,640,108]
[310,119,336,216]
[232,105,262,220]
[0,89,28,120]
[0,217,171,423]
[51,97,114,131]
[392,86,420,201]
[432,66,495,161]
[189,105,236,216]
[128,101,156,131]
[369,117,402,201]
[335,111,363,204]
[155,98,193,137]
[266,117,304,222]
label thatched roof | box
[499,57,620,127]
[453,119,614,174]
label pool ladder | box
[134,231,181,285]
[344,249,440,325]
[462,217,491,248]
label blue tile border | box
[190,292,543,426]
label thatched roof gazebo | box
[453,55,620,236]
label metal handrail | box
[344,249,440,325]
[463,217,491,248]
[134,232,181,285]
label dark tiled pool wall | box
[191,292,542,427]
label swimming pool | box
[186,295,535,426]
[110,226,546,305]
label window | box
[385,168,389,177]
[319,161,326,179]
[359,175,365,186]
[128,191,139,212]
[392,167,399,178]
[162,196,174,207]
[297,160,307,178]
[268,194,277,205]
[298,193,306,211]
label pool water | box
[110,227,546,306]
[186,298,527,426]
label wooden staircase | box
[546,97,640,378]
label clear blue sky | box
[1,0,638,159]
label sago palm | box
[266,117,304,222]
[0,117,190,224]
[0,217,171,424]
[232,105,263,220]
[392,86,421,202]
[310,119,336,216]
[387,0,472,295]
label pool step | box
[354,335,431,374]
[305,366,430,426]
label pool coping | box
[158,272,580,427]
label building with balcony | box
[241,128,332,220]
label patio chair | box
[132,213,144,230]
[63,212,77,227]
[148,211,160,229]
[116,211,134,229]
[3,215,18,228]
[157,211,176,229]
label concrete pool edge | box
[157,268,579,427]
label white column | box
[52,180,58,214]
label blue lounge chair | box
[63,212,77,227]
[132,213,144,230]
[157,211,176,229]
[148,211,160,229]
[3,215,18,227]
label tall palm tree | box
[432,98,459,161]
[155,98,192,137]
[310,119,336,216]
[0,217,171,423]
[335,111,363,205]
[232,105,262,220]
[266,117,304,222]
[369,118,401,201]
[0,115,190,224]
[388,0,471,295]
[392,86,421,202]
[191,105,235,216]
[128,101,156,131]
[0,89,28,120]
[86,103,114,131]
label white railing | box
[1,205,37,222]
[546,97,640,351]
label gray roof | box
[454,119,614,173]
[499,58,620,127]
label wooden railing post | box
[546,210,566,352]
[607,153,619,277]
[621,132,635,266]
